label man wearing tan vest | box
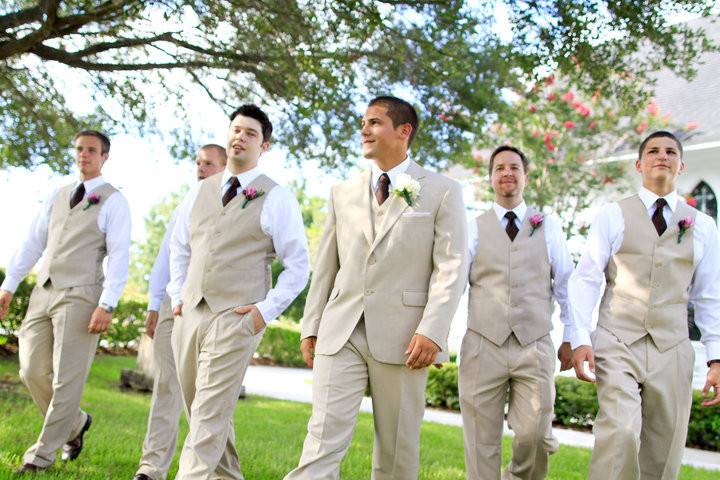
[459,145,573,480]
[133,145,227,480]
[168,104,309,479]
[570,130,720,479]
[0,130,131,474]
[285,96,467,480]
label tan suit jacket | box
[301,161,467,364]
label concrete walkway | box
[243,364,720,472]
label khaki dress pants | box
[589,328,694,480]
[18,282,100,467]
[171,301,265,480]
[459,331,556,480]
[137,296,183,480]
[285,320,428,480]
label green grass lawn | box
[0,355,717,479]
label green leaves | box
[0,1,716,172]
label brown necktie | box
[375,173,390,206]
[505,211,519,241]
[69,183,85,209]
[652,198,667,236]
[222,176,241,207]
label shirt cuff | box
[255,300,277,324]
[569,327,592,350]
[98,290,119,309]
[171,296,182,310]
[703,341,720,364]
[562,326,573,343]
[0,276,22,294]
[148,297,162,312]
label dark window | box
[690,181,717,222]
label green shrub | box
[103,299,147,350]
[426,363,460,410]
[0,268,34,340]
[422,363,720,451]
[553,376,599,428]
[256,321,306,368]
[688,390,720,450]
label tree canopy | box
[1,0,716,172]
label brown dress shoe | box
[61,413,92,461]
[15,463,47,475]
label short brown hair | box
[639,130,683,159]
[74,130,111,154]
[368,96,419,147]
[488,145,529,174]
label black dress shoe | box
[132,474,152,480]
[14,463,47,475]
[61,413,92,461]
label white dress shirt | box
[468,201,575,341]
[147,209,177,312]
[370,157,411,191]
[568,187,720,360]
[168,167,310,323]
[1,176,131,308]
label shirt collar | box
[492,200,527,223]
[370,156,411,190]
[638,186,678,212]
[80,175,105,192]
[222,166,261,189]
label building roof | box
[654,16,720,146]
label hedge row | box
[425,362,719,452]
[0,269,148,350]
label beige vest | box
[598,195,696,352]
[370,188,392,240]
[182,173,277,313]
[468,208,553,347]
[36,182,118,289]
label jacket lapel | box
[370,161,426,252]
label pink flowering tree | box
[466,74,698,240]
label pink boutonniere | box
[82,193,101,211]
[241,187,265,209]
[677,216,694,244]
[529,213,544,236]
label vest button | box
[365,289,374,296]
[368,255,376,265]
[377,211,384,216]
[656,262,663,268]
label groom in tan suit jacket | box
[285,96,467,480]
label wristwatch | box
[99,303,115,313]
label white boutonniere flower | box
[393,173,421,206]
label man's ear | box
[261,142,270,152]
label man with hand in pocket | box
[168,105,309,480]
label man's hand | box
[701,363,720,407]
[572,345,596,383]
[88,307,112,334]
[145,310,159,339]
[405,334,440,370]
[0,289,12,320]
[557,342,574,371]
[234,304,265,335]
[301,337,317,368]
[173,304,183,316]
